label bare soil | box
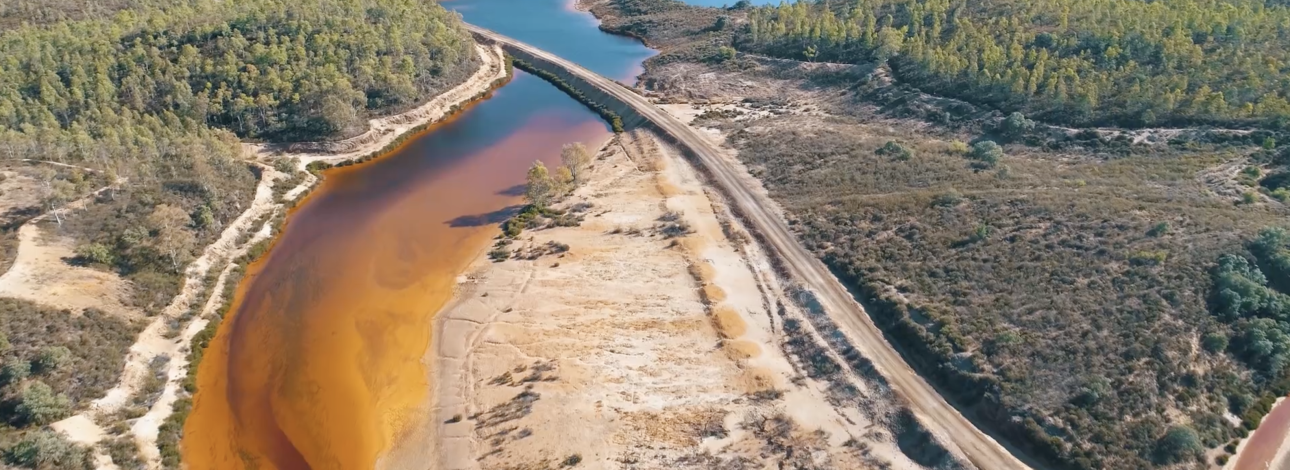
[386,130,944,470]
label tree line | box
[737,0,1290,128]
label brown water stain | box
[183,98,610,469]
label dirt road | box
[468,25,1031,470]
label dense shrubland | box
[738,0,1290,128]
[726,114,1289,468]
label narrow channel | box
[180,0,654,468]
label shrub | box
[1,361,30,385]
[1000,112,1035,138]
[1202,331,1230,353]
[2,430,90,469]
[876,140,913,161]
[931,191,962,208]
[949,140,970,154]
[1154,426,1202,464]
[15,381,71,425]
[74,243,114,266]
[1147,222,1169,237]
[32,346,71,373]
[969,141,1003,168]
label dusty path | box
[468,25,1030,470]
[48,163,289,468]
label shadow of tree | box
[497,184,526,197]
[446,205,522,228]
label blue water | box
[449,0,656,81]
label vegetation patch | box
[729,114,1287,469]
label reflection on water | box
[449,0,656,81]
[182,73,612,469]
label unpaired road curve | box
[467,24,1032,470]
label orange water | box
[182,73,612,469]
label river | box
[180,1,653,468]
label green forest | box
[739,0,1290,128]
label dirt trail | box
[46,163,289,468]
[470,25,1030,470]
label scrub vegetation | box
[0,299,144,468]
[588,0,1290,465]
[730,114,1290,468]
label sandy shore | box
[381,129,934,470]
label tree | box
[37,169,74,226]
[525,161,555,209]
[15,381,71,425]
[1001,112,1035,138]
[969,141,1004,167]
[148,204,196,272]
[554,166,574,195]
[560,143,592,186]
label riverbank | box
[381,129,939,469]
[250,43,511,169]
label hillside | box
[584,0,1290,467]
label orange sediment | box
[182,107,610,469]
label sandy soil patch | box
[0,182,136,320]
[383,130,934,470]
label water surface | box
[182,1,654,466]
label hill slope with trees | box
[738,0,1290,128]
